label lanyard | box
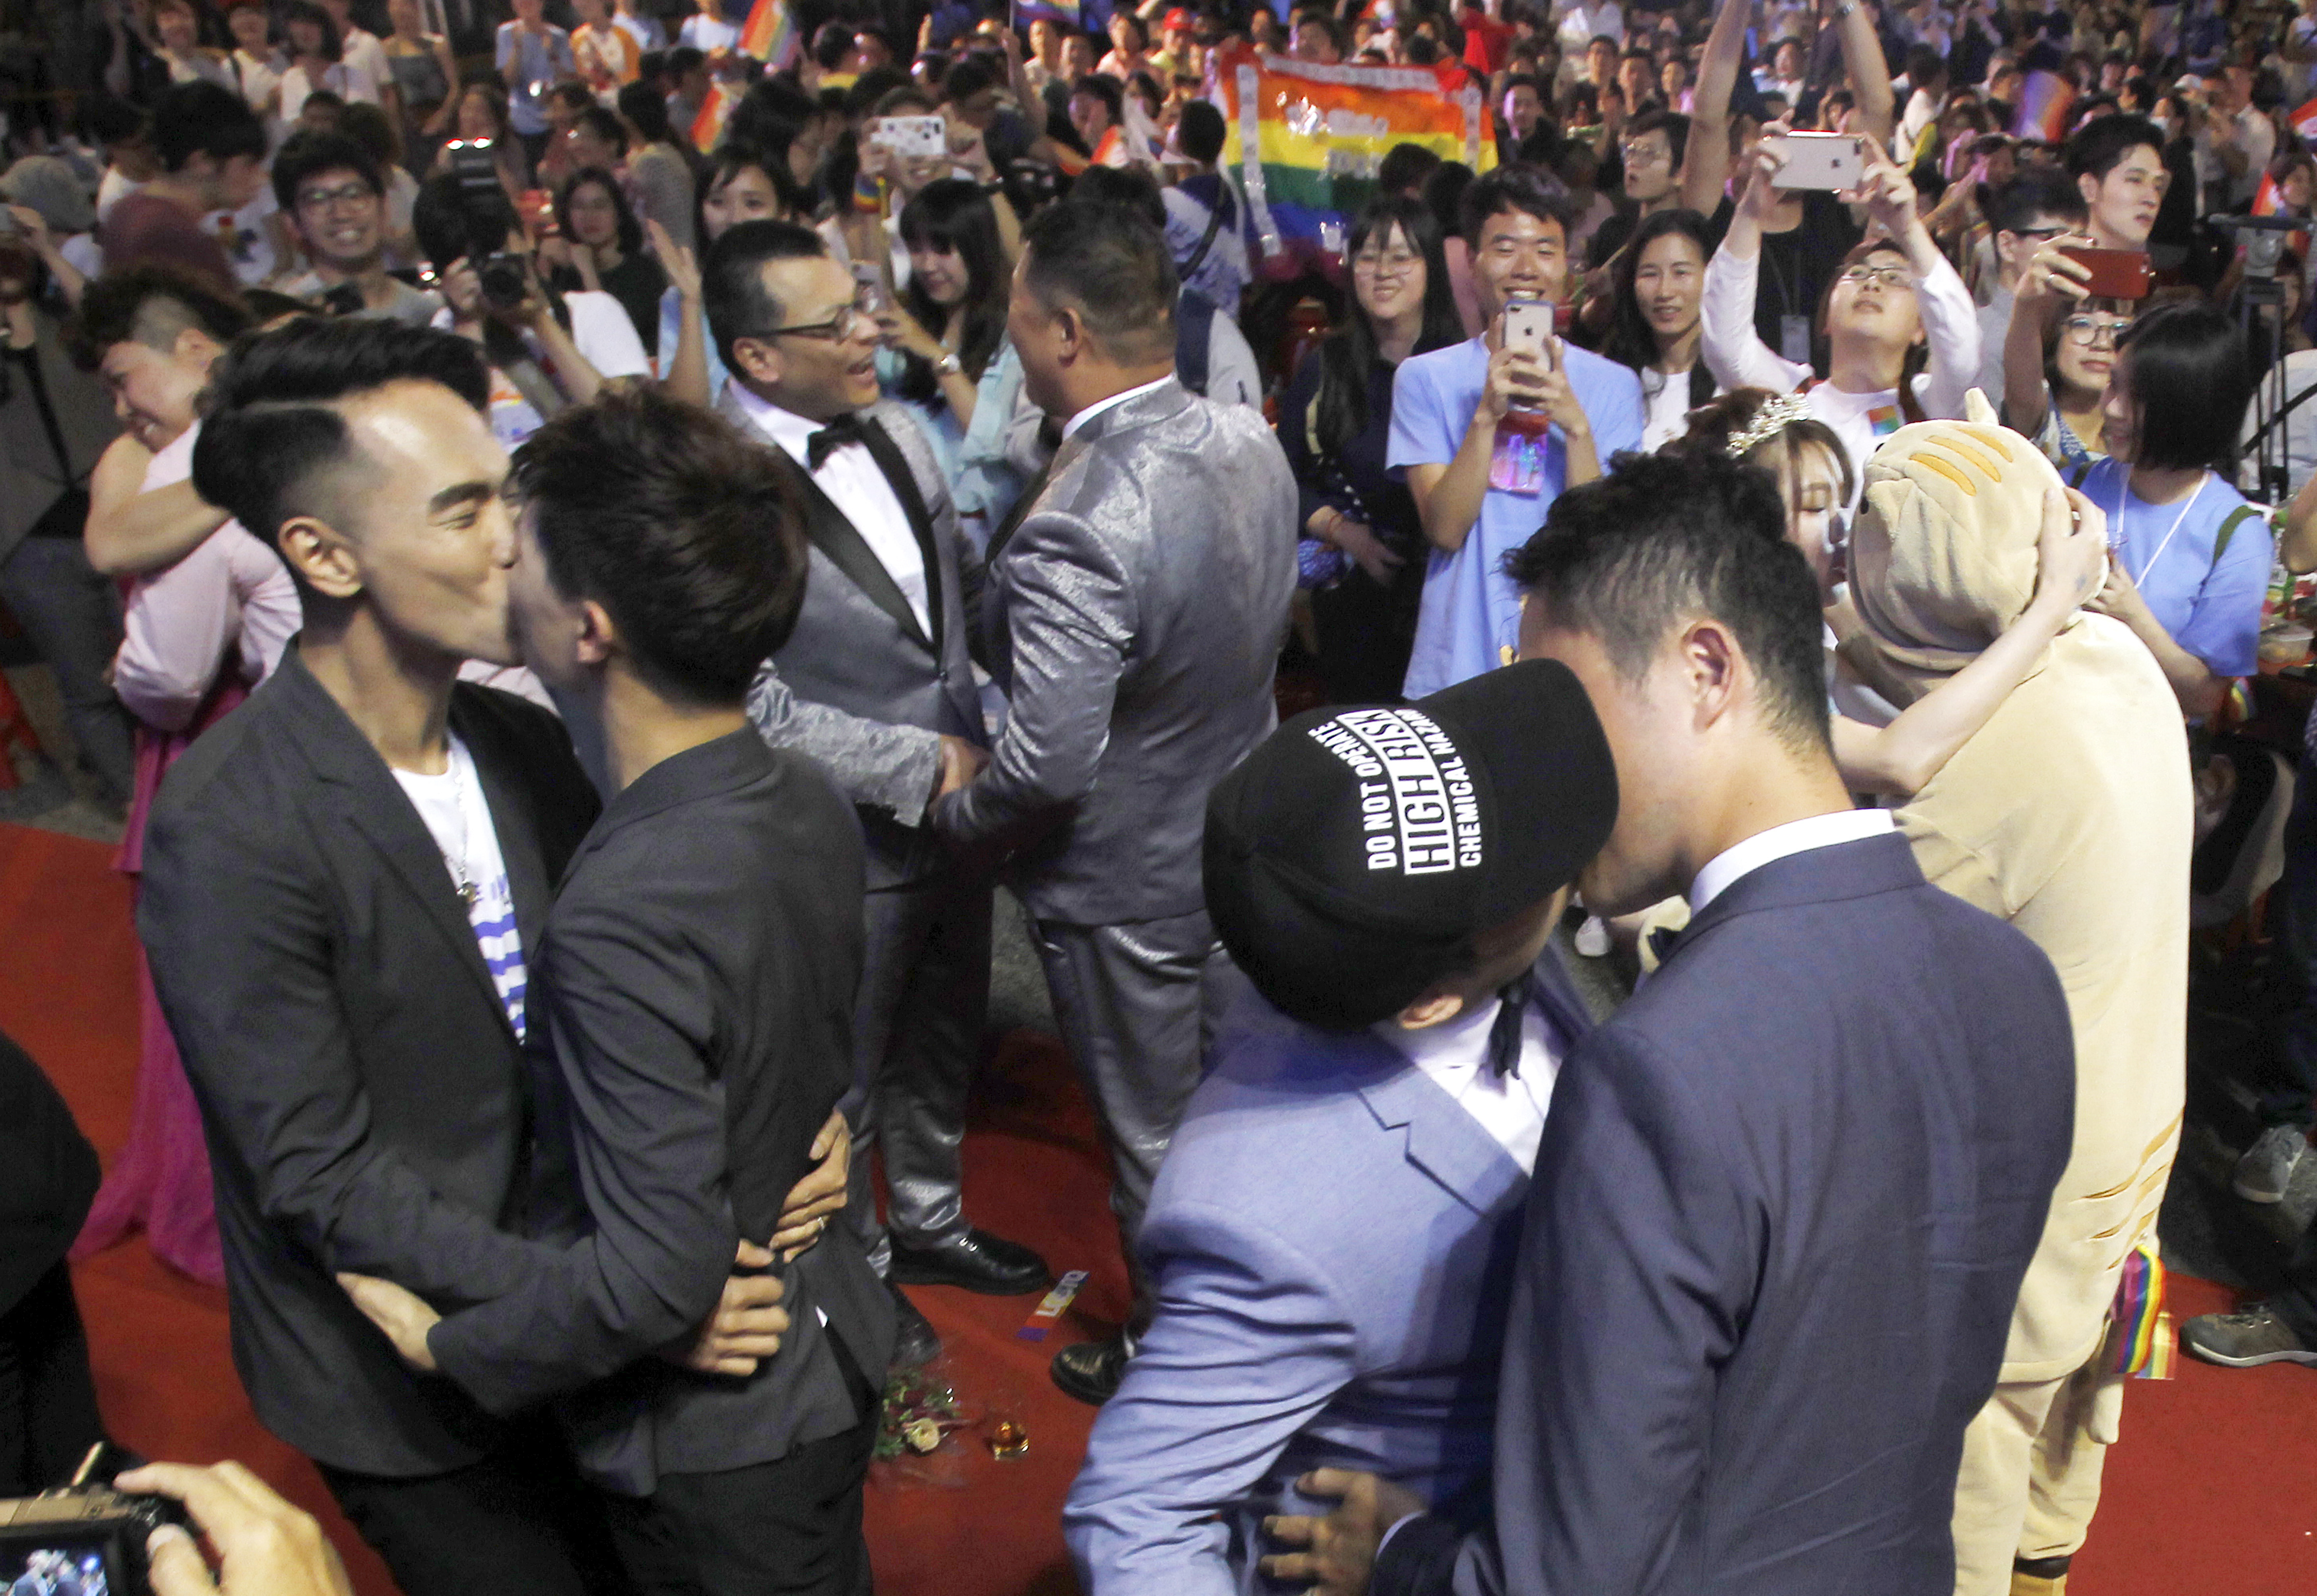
[2113,468,2208,589]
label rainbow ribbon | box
[2107,1240,2174,1381]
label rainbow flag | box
[691,79,737,150]
[2106,1241,2173,1381]
[2292,95,2317,145]
[1213,44,1495,269]
[2010,69,2077,143]
[738,0,798,66]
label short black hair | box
[1503,449,1830,756]
[1458,161,1572,247]
[1178,99,1226,166]
[941,55,1000,103]
[702,218,828,373]
[1624,107,1689,169]
[151,80,267,174]
[1070,72,1123,122]
[668,43,706,75]
[2115,301,2252,474]
[509,386,808,704]
[65,264,253,370]
[1377,140,1443,195]
[1904,43,1948,86]
[1067,163,1165,226]
[1020,199,1177,363]
[573,105,629,157]
[810,19,853,70]
[1984,165,2085,235]
[191,318,490,553]
[2065,113,2163,182]
[618,79,675,144]
[271,129,382,214]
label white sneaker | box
[2233,1123,2308,1205]
[1574,914,1611,958]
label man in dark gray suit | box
[702,221,1051,1364]
[933,201,1298,1404]
[1261,451,2076,1596]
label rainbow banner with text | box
[1213,45,1494,269]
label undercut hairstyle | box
[1503,448,1831,756]
[1178,99,1227,166]
[190,318,490,555]
[702,218,828,373]
[510,386,808,704]
[2114,301,2251,474]
[2065,113,2163,182]
[1624,107,1689,169]
[1458,161,1574,247]
[150,80,267,174]
[270,129,383,214]
[1023,198,1177,363]
[65,265,253,370]
[1984,165,2085,235]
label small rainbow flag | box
[739,0,798,67]
[2292,95,2317,145]
[2252,172,2310,262]
[2106,1241,2173,1381]
[691,79,737,150]
[1867,403,1903,438]
[2010,69,2077,143]
[1213,44,1496,269]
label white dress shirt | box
[727,385,931,635]
[1689,808,1896,915]
[1375,996,1562,1176]
[1061,374,1174,443]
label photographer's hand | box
[116,1461,354,1596]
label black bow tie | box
[1485,972,1537,1079]
[806,413,867,469]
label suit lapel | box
[858,416,943,656]
[1356,1052,1527,1217]
[453,692,555,957]
[983,454,1053,568]
[773,450,933,653]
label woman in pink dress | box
[68,270,297,1286]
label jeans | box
[0,535,132,804]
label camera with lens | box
[440,138,531,313]
[0,1480,192,1595]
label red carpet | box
[4,818,2314,1593]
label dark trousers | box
[602,1416,878,1596]
[1029,909,1235,1331]
[1309,553,1424,706]
[2261,754,2317,1128]
[318,1418,635,1596]
[845,871,993,1270]
[0,534,132,804]
[0,1262,105,1497]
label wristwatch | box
[935,352,962,376]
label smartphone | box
[2057,245,2151,301]
[1765,131,1864,190]
[1502,298,1555,370]
[872,114,949,160]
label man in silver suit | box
[932,200,1299,1405]
[704,219,1053,1369]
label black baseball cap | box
[1203,659,1618,1032]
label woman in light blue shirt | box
[2076,301,2269,720]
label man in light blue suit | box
[1064,660,1621,1595]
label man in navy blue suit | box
[1263,449,2078,1596]
[1065,660,1618,1593]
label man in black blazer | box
[1264,452,2078,1596]
[145,319,790,1596]
[340,387,896,1595]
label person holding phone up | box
[1700,127,1980,515]
[1385,163,1645,699]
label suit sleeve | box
[426,894,738,1413]
[746,657,942,825]
[930,505,1136,847]
[1065,1200,1360,1596]
[137,806,554,1304]
[1374,1027,1761,1596]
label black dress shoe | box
[887,1278,942,1371]
[888,1228,1053,1296]
[1050,1333,1130,1406]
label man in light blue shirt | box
[1388,164,1644,699]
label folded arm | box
[83,431,229,577]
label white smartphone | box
[872,114,949,159]
[1765,131,1864,190]
[1502,298,1555,370]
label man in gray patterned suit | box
[704,220,1052,1369]
[933,201,1299,1405]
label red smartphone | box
[2058,245,2151,301]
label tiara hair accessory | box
[1725,392,1817,459]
